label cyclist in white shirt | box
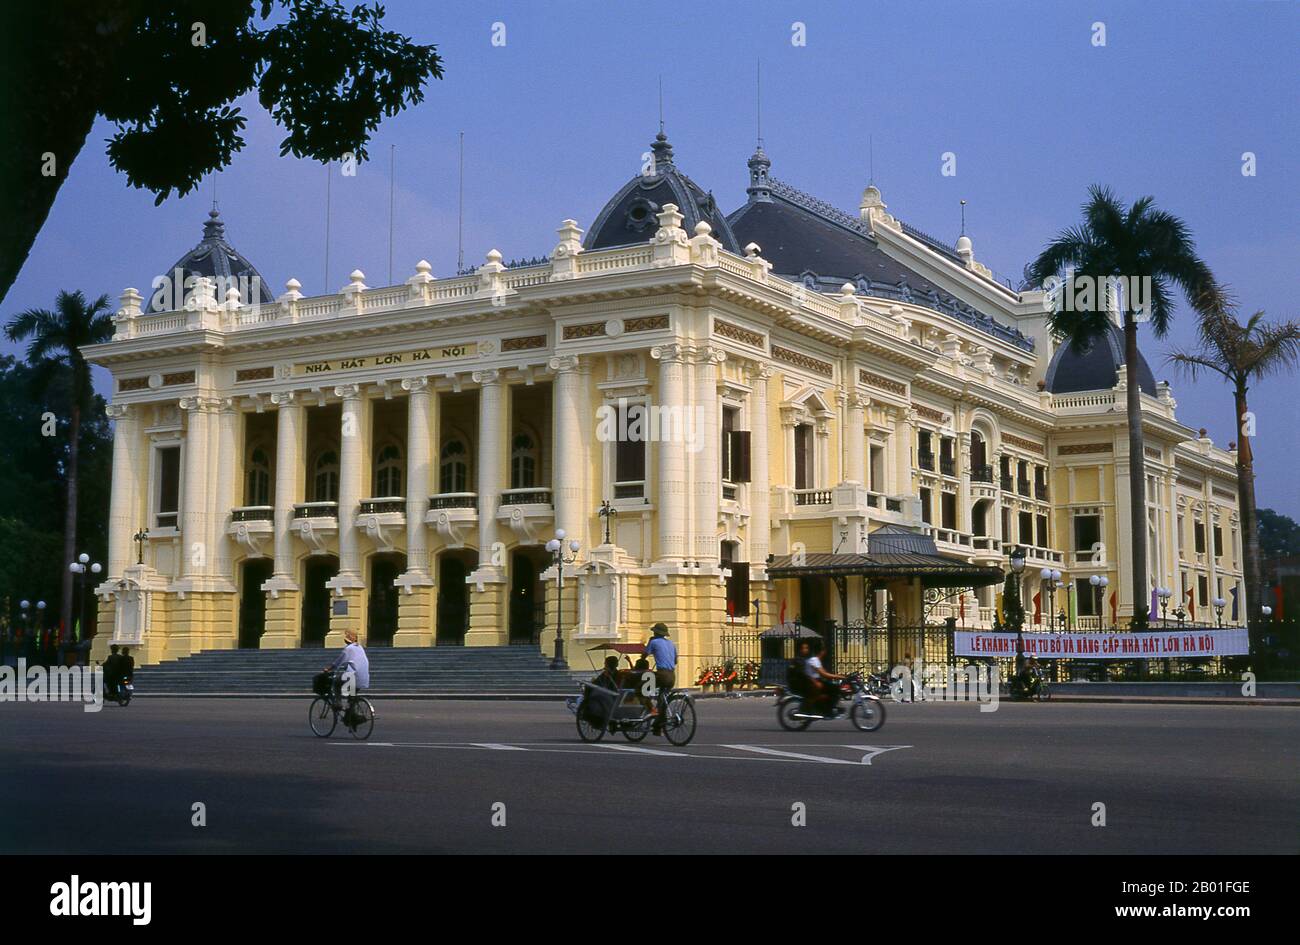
[325,629,370,715]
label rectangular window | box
[941,492,957,530]
[917,431,934,471]
[1198,575,1209,608]
[1019,511,1034,546]
[614,403,645,498]
[721,406,736,481]
[794,425,813,489]
[721,542,750,618]
[919,487,932,525]
[1213,525,1223,558]
[1194,521,1206,554]
[1001,507,1011,542]
[1036,514,1049,548]
[1074,515,1101,553]
[1076,578,1098,616]
[156,446,181,529]
[869,443,886,492]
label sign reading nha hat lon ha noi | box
[292,342,479,377]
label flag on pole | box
[1032,591,1041,627]
[778,599,786,626]
[1230,586,1239,623]
[995,592,1004,627]
[1186,586,1195,622]
[1067,582,1077,629]
[1109,590,1118,627]
[1149,587,1159,622]
[1274,585,1285,620]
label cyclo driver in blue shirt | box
[642,622,677,735]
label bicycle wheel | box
[661,693,696,746]
[309,697,337,737]
[348,698,375,740]
[1036,682,1051,703]
[851,698,886,732]
[622,717,651,742]
[575,709,606,742]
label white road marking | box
[720,744,857,765]
[594,743,686,757]
[472,743,528,751]
[840,745,912,765]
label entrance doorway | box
[367,553,405,647]
[238,558,273,648]
[436,551,475,645]
[301,555,339,647]
[508,548,548,645]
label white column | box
[402,377,433,576]
[211,399,240,583]
[549,356,585,544]
[179,397,213,579]
[693,345,725,563]
[748,365,772,567]
[335,384,365,580]
[650,344,689,561]
[106,403,140,578]
[473,369,504,575]
[270,392,302,586]
[846,394,867,484]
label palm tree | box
[5,290,114,634]
[1168,307,1300,650]
[1027,186,1221,630]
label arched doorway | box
[238,558,273,648]
[508,548,548,645]
[436,550,476,645]
[367,552,405,647]
[301,555,339,647]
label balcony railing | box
[293,501,338,520]
[939,457,956,477]
[1017,479,1031,496]
[918,451,935,472]
[972,465,994,483]
[231,505,274,523]
[721,483,738,501]
[499,487,553,507]
[359,497,405,515]
[429,492,476,510]
[793,489,833,506]
[1035,483,1049,501]
[613,481,645,500]
[1000,474,1014,492]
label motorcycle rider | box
[803,637,846,718]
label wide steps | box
[130,646,593,695]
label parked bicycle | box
[309,670,376,739]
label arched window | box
[245,446,271,506]
[510,433,537,489]
[440,439,469,493]
[373,443,403,497]
[312,450,340,503]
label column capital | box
[693,344,727,367]
[547,354,583,375]
[472,368,502,387]
[105,402,131,421]
[270,390,298,407]
[179,395,221,413]
[745,361,776,383]
[334,383,363,401]
[650,342,692,364]
[401,375,431,394]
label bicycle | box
[567,679,697,746]
[309,672,376,739]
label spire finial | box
[657,75,664,135]
[756,59,763,150]
[960,199,967,236]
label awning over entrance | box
[765,526,1004,589]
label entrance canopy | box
[766,527,1004,589]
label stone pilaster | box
[327,383,368,645]
[747,364,773,572]
[846,393,867,484]
[394,376,435,647]
[650,343,689,562]
[106,403,140,579]
[692,345,725,563]
[261,391,303,648]
[471,369,506,581]
[549,355,586,546]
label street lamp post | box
[545,530,581,670]
[1173,606,1186,630]
[1157,588,1172,628]
[68,552,103,650]
[1212,597,1227,628]
[597,499,618,546]
[1089,574,1109,628]
[1007,546,1026,644]
[1040,568,1061,631]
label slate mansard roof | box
[1044,321,1157,396]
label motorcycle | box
[1005,667,1050,702]
[777,671,886,732]
[114,678,133,707]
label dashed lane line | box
[332,741,912,766]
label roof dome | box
[1044,321,1156,396]
[147,208,275,312]
[584,131,741,253]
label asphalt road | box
[2,696,1296,854]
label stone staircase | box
[130,646,590,697]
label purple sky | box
[5,1,1297,516]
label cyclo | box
[566,644,697,746]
